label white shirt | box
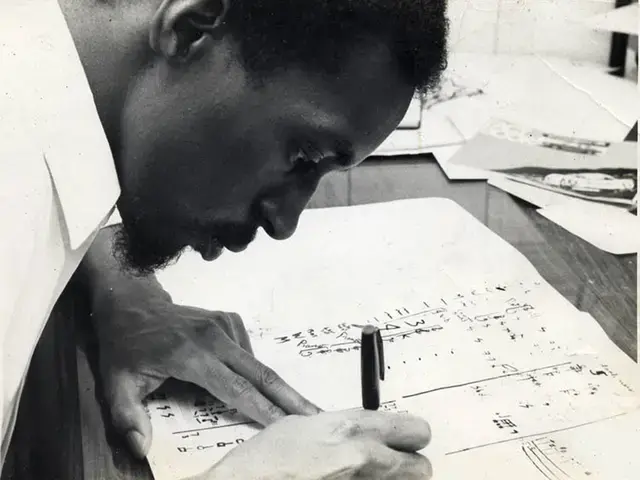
[0,0,120,467]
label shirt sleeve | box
[0,135,53,464]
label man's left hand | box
[89,275,321,459]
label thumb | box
[104,369,155,459]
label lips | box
[194,228,257,260]
[221,227,258,253]
[223,242,249,253]
[196,237,224,261]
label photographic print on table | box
[448,119,638,208]
[485,121,636,207]
[499,168,636,207]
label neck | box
[57,0,153,160]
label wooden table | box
[3,156,636,480]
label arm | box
[74,225,320,459]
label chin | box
[111,222,187,275]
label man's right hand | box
[198,410,432,480]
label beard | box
[110,191,192,275]
[111,218,187,277]
[111,172,260,275]
[111,200,257,276]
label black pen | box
[361,325,385,410]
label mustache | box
[111,208,259,275]
[190,218,259,246]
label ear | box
[149,0,230,62]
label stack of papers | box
[404,52,639,255]
[146,199,640,480]
[371,52,636,159]
[445,119,638,254]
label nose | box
[257,178,319,240]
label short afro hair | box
[223,0,449,94]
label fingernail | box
[307,403,323,415]
[126,430,147,459]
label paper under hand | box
[145,199,639,480]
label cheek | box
[119,82,283,222]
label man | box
[1,0,447,477]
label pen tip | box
[362,325,378,335]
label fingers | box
[340,410,431,453]
[356,440,433,480]
[187,352,289,426]
[216,343,322,418]
[191,309,254,354]
[104,370,156,459]
[225,312,254,355]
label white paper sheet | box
[147,199,639,479]
[584,3,639,36]
[389,52,636,164]
[433,145,491,180]
[397,96,422,129]
[372,66,490,156]
[537,202,638,255]
[488,175,638,255]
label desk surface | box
[3,156,636,480]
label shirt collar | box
[3,0,121,250]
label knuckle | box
[419,455,433,478]
[205,323,232,347]
[227,312,245,328]
[177,347,204,371]
[392,452,432,479]
[229,376,255,398]
[332,418,364,439]
[108,400,133,431]
[264,403,286,421]
[204,319,224,336]
[258,365,281,388]
[404,453,433,479]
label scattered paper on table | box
[397,95,422,129]
[489,173,638,254]
[538,56,638,130]
[584,3,638,36]
[478,55,635,140]
[147,199,640,480]
[488,175,575,209]
[474,133,638,254]
[450,119,637,206]
[432,145,488,180]
[375,53,636,161]
[537,202,638,255]
[372,67,489,156]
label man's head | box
[64,0,448,274]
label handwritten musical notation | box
[521,436,594,479]
[145,279,640,480]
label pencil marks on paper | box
[144,280,640,479]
